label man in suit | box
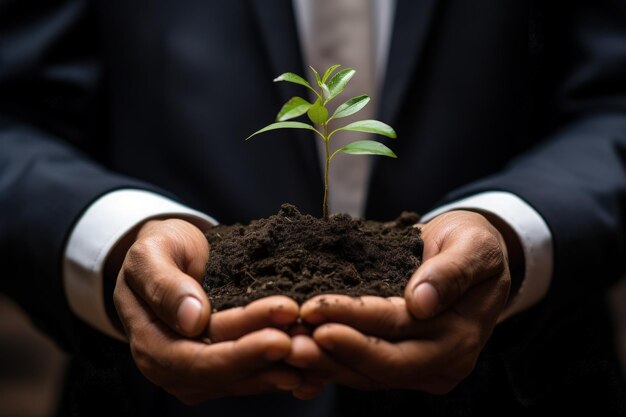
[1,0,625,415]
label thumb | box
[121,219,212,337]
[404,234,506,320]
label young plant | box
[246,65,397,219]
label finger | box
[168,327,294,382]
[113,269,169,340]
[300,295,432,340]
[122,235,211,337]
[287,334,376,389]
[406,223,506,319]
[119,269,291,373]
[116,280,301,399]
[312,323,440,388]
[209,296,300,342]
[134,326,295,388]
[450,271,511,329]
[136,218,210,280]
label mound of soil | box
[202,204,423,311]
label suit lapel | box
[248,0,323,211]
[367,0,440,218]
[248,0,303,102]
[379,0,440,125]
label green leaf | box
[334,140,397,159]
[309,66,322,85]
[309,66,332,99]
[276,96,312,122]
[322,64,341,84]
[333,119,397,138]
[326,68,356,101]
[273,72,318,96]
[331,95,371,120]
[246,121,322,140]
[307,99,329,125]
[320,83,331,100]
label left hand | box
[112,219,304,405]
[287,210,513,398]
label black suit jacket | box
[1,0,625,415]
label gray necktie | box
[308,0,375,217]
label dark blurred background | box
[0,280,625,417]
[0,297,67,417]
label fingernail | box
[413,282,439,317]
[177,297,202,334]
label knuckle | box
[131,235,170,259]
[126,240,153,263]
[485,245,506,271]
[478,232,506,270]
[124,242,155,281]
[474,227,496,246]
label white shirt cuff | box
[63,189,217,341]
[421,191,553,321]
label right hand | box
[113,219,303,405]
[288,211,513,397]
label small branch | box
[329,148,343,161]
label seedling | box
[247,65,397,219]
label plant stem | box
[323,123,330,220]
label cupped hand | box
[288,210,513,396]
[113,219,303,405]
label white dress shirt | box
[64,1,553,339]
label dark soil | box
[202,204,423,311]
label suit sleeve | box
[0,0,165,352]
[445,1,626,306]
[436,3,626,402]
